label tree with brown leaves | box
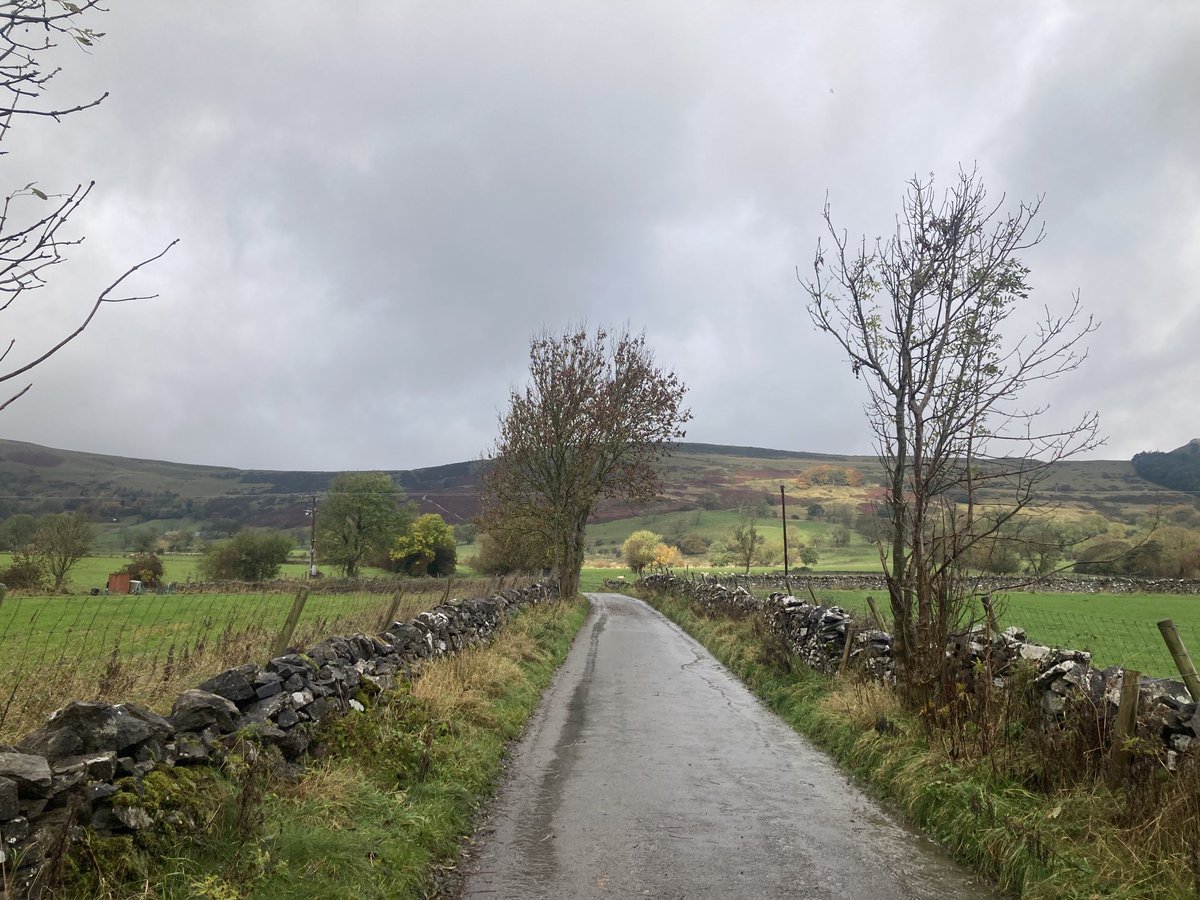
[481,326,690,598]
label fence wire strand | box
[0,579,513,742]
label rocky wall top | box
[673,571,1200,595]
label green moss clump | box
[107,790,139,808]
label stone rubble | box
[0,582,556,897]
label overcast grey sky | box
[1,1,1197,471]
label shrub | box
[200,530,294,582]
[123,553,165,588]
[0,550,48,590]
[390,514,457,577]
[652,543,684,568]
[469,529,552,576]
[622,530,662,574]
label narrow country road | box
[457,593,999,899]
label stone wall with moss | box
[0,582,556,897]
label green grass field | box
[0,552,400,594]
[813,588,1200,678]
[578,565,826,592]
[63,598,591,899]
[0,575,524,741]
[584,508,880,571]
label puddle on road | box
[510,609,608,884]
[836,804,1000,898]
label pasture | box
[0,552,390,594]
[0,575,522,742]
[821,588,1200,678]
[584,507,881,571]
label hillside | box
[0,438,1193,539]
[1131,439,1200,493]
[0,438,484,533]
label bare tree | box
[802,169,1102,701]
[726,505,764,575]
[0,1,176,411]
[480,326,690,598]
[31,509,94,590]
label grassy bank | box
[637,588,1200,899]
[61,596,590,899]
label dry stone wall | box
[635,574,1199,759]
[168,575,483,595]
[687,571,1200,596]
[0,582,557,897]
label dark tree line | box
[1131,445,1200,494]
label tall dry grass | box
[0,576,531,741]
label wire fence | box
[0,576,529,743]
[762,582,1200,683]
[988,605,1198,680]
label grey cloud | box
[0,1,1195,469]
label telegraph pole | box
[780,484,789,577]
[308,495,318,578]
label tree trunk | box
[556,515,588,598]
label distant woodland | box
[1131,441,1200,494]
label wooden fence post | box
[1157,619,1200,701]
[441,577,454,604]
[273,588,310,658]
[866,595,885,630]
[981,594,1001,635]
[840,624,857,675]
[379,590,404,633]
[1108,668,1141,786]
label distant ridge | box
[0,437,1189,534]
[680,442,871,461]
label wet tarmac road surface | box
[457,593,1000,899]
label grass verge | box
[58,596,590,899]
[637,588,1200,899]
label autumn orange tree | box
[480,326,690,597]
[621,530,661,575]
